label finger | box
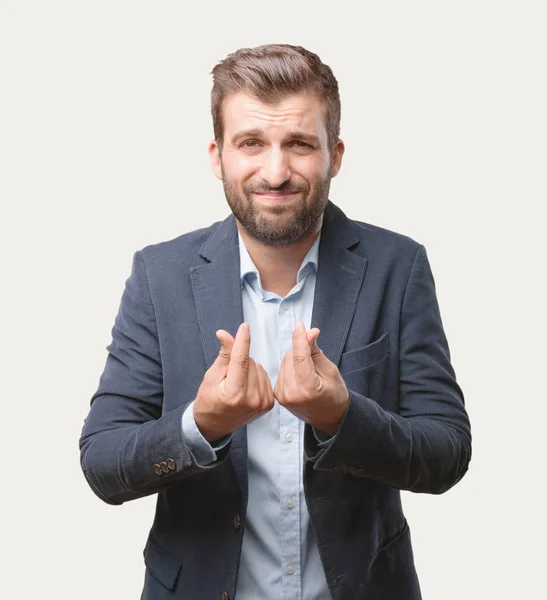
[306,327,320,346]
[246,357,259,404]
[254,361,264,400]
[213,329,235,371]
[262,365,274,400]
[225,322,251,390]
[292,322,317,386]
[276,350,299,404]
[257,363,274,409]
[273,355,285,401]
[306,328,332,373]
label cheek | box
[294,154,330,177]
[299,164,330,186]
[223,157,257,184]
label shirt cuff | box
[181,401,233,466]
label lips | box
[252,191,300,203]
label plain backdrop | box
[1,1,545,598]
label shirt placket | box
[278,296,302,600]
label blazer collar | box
[198,212,239,263]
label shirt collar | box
[238,230,321,290]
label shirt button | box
[287,565,295,575]
[285,498,294,509]
[285,432,294,442]
[283,303,289,312]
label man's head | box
[208,44,344,246]
[211,44,341,153]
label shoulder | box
[350,218,421,256]
[326,201,421,258]
[341,215,429,292]
[137,219,225,269]
[327,199,422,268]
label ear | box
[208,139,223,180]
[329,139,345,178]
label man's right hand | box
[193,322,274,442]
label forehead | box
[222,91,328,138]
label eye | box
[241,140,261,148]
[291,141,314,149]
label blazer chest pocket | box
[339,333,390,399]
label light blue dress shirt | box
[182,231,332,599]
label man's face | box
[209,91,344,246]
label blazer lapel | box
[312,202,368,366]
[189,213,248,504]
[189,214,244,367]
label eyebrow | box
[229,129,321,146]
[230,129,262,145]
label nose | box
[259,147,291,188]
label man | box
[80,44,471,600]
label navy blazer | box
[80,201,471,599]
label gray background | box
[1,1,545,598]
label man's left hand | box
[274,322,349,436]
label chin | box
[256,203,297,216]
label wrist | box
[314,392,349,436]
[194,418,228,444]
[192,404,229,443]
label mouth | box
[252,191,301,203]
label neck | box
[237,217,322,297]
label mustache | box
[244,181,308,194]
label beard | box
[221,168,332,247]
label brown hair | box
[211,44,341,151]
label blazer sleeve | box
[79,251,230,505]
[306,244,471,494]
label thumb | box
[307,327,320,348]
[307,328,330,369]
[214,329,235,369]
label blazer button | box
[232,514,241,530]
[221,591,229,600]
[160,461,169,473]
[152,463,162,475]
[166,457,176,471]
